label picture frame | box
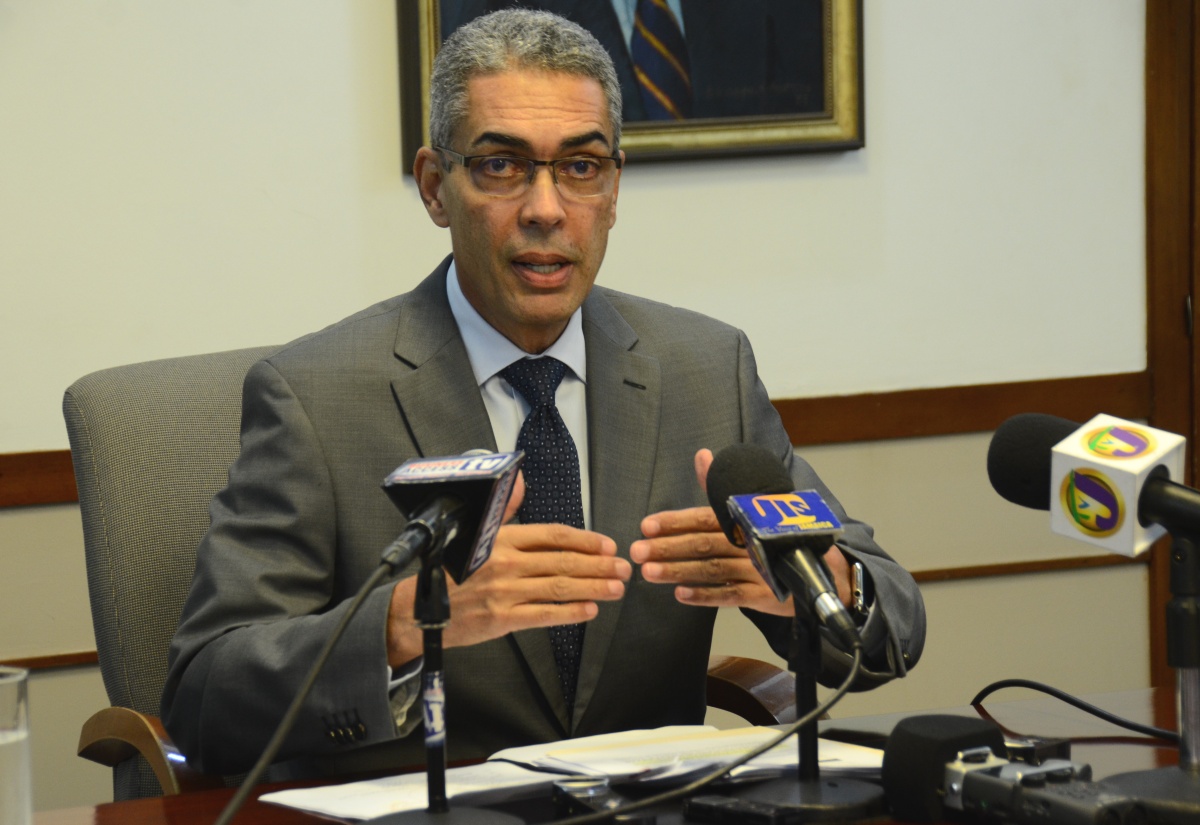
[397,0,863,173]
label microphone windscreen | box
[882,714,1006,822]
[986,413,1078,511]
[705,444,793,544]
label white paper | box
[261,727,884,821]
[260,760,555,820]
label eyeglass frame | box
[434,146,623,199]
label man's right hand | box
[385,474,630,669]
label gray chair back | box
[63,345,276,799]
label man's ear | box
[414,147,451,228]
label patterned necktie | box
[630,0,692,120]
[500,356,586,712]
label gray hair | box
[429,8,623,151]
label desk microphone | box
[382,451,522,581]
[987,412,1194,555]
[213,450,524,825]
[706,443,860,650]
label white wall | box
[0,0,1144,452]
[0,0,1149,810]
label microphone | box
[987,413,1192,555]
[706,443,860,650]
[382,451,523,580]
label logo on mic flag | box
[1059,468,1124,537]
[731,491,843,538]
[1083,425,1156,459]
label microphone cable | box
[970,678,1179,744]
[539,642,865,825]
[213,529,432,825]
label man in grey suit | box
[161,8,925,778]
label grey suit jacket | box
[161,258,925,777]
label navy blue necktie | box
[631,0,692,120]
[501,357,585,712]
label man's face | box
[415,69,622,354]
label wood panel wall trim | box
[0,372,1150,509]
[776,372,1150,446]
[0,450,78,508]
[1144,0,1195,690]
[912,553,1145,585]
[0,651,99,671]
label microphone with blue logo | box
[706,443,861,652]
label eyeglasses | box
[435,146,622,199]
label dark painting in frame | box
[397,0,863,173]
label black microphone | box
[706,443,860,650]
[988,413,1200,542]
[382,451,523,581]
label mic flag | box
[988,413,1185,556]
[728,489,845,602]
[705,443,845,601]
[382,452,522,583]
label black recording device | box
[882,715,1147,825]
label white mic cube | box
[1049,413,1185,556]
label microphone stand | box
[370,545,521,825]
[1106,529,1200,822]
[733,608,884,821]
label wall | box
[0,0,1147,810]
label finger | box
[632,531,742,567]
[503,522,619,557]
[502,574,628,605]
[694,448,714,494]
[485,530,630,581]
[640,505,723,539]
[674,584,794,617]
[639,555,758,587]
[502,471,526,524]
[823,545,853,607]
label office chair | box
[63,346,796,799]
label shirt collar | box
[445,260,587,386]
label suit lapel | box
[390,261,497,457]
[571,289,661,729]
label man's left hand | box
[629,448,854,616]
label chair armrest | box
[706,655,797,725]
[78,706,224,795]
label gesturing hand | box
[386,472,630,668]
[630,448,854,617]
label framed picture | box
[397,0,863,172]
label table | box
[35,687,1183,825]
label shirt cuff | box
[386,657,424,737]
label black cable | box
[213,528,428,825]
[970,678,1179,744]
[539,645,865,825]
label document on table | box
[491,725,883,786]
[261,727,883,820]
[259,760,557,821]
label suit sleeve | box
[732,331,927,690]
[159,360,401,775]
